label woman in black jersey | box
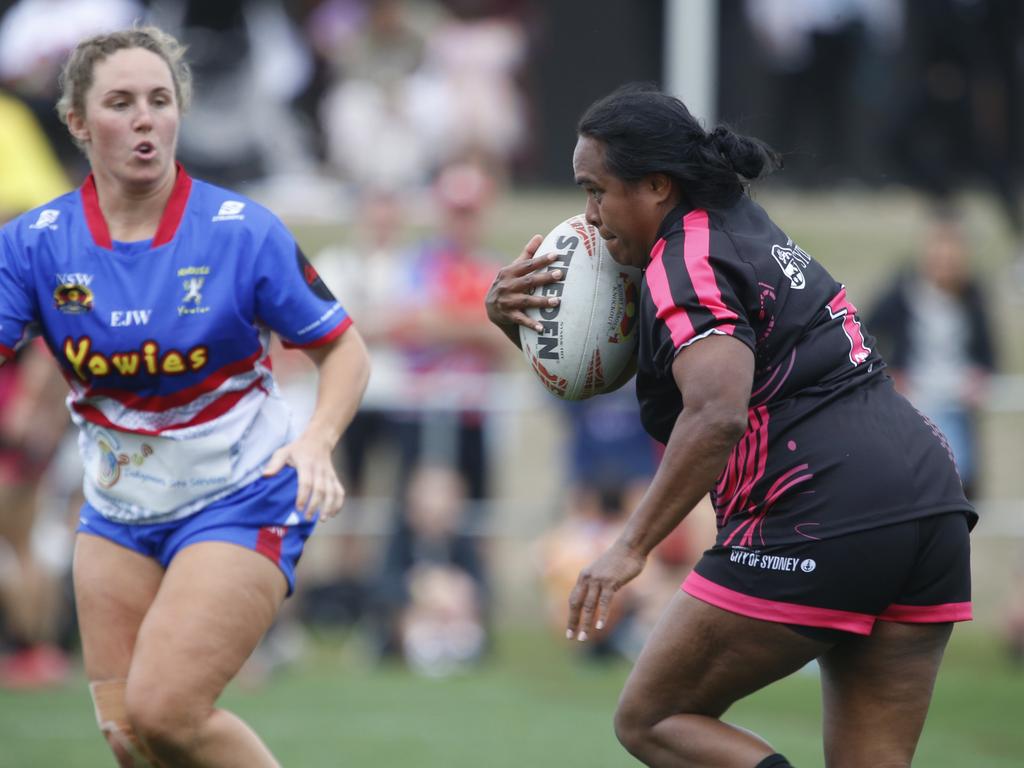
[486,84,975,768]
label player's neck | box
[91,165,177,242]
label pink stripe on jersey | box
[878,602,972,623]
[647,238,696,348]
[718,405,770,531]
[683,571,876,635]
[281,315,353,349]
[682,210,737,335]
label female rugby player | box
[0,27,369,766]
[486,83,975,768]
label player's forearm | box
[302,328,370,448]
[618,405,744,558]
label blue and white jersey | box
[0,166,352,523]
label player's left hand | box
[263,435,345,521]
[567,540,646,642]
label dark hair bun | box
[708,126,783,180]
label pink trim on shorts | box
[682,571,876,635]
[878,602,973,623]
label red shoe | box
[0,645,71,690]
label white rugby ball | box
[519,215,641,400]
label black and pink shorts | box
[683,511,972,637]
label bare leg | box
[614,591,830,767]
[820,620,953,768]
[74,533,164,766]
[125,541,287,767]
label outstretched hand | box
[263,434,345,521]
[484,234,564,339]
[566,540,647,642]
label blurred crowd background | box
[2,0,1024,691]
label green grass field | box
[2,188,1022,767]
[1,624,1021,767]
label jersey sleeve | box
[253,219,353,349]
[645,210,755,374]
[0,228,39,357]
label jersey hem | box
[721,503,977,548]
[83,464,265,525]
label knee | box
[90,679,161,767]
[613,695,653,759]
[124,681,205,760]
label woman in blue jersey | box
[486,84,975,768]
[0,27,370,767]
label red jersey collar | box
[81,162,192,249]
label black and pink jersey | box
[637,196,975,545]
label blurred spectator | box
[370,463,488,675]
[281,188,413,633]
[0,342,73,689]
[538,488,713,664]
[383,160,511,504]
[867,210,996,498]
[148,0,317,185]
[562,386,658,524]
[316,188,411,497]
[539,388,713,661]
[743,0,903,184]
[317,0,436,188]
[0,0,142,176]
[886,0,1023,258]
[407,1,529,177]
[0,88,74,688]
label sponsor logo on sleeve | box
[771,241,813,290]
[212,200,246,222]
[29,210,60,230]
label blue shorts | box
[76,467,316,595]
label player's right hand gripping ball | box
[520,215,641,400]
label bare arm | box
[567,334,754,639]
[263,326,371,519]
